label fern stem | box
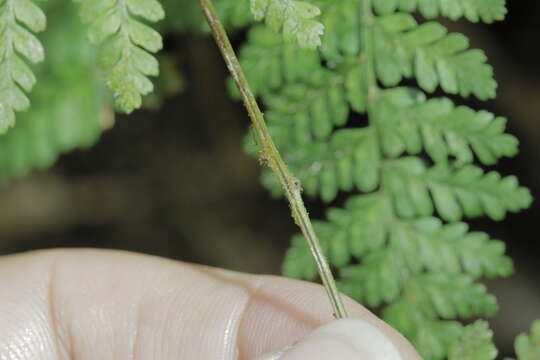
[198,0,348,319]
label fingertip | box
[233,275,420,359]
[255,318,414,360]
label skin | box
[0,249,421,359]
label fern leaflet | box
[448,320,498,360]
[373,14,496,99]
[0,0,45,133]
[250,0,324,49]
[0,2,106,182]
[75,0,164,113]
[507,320,540,360]
[375,0,507,23]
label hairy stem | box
[197,0,348,319]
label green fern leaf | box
[263,69,348,141]
[283,193,386,278]
[0,2,106,182]
[384,301,464,360]
[250,0,324,49]
[338,236,502,311]
[251,127,380,201]
[236,26,320,97]
[314,0,360,60]
[389,0,507,23]
[448,320,498,360]
[511,320,540,360]
[374,87,518,165]
[405,274,498,319]
[234,0,532,358]
[345,63,367,112]
[384,158,532,221]
[399,218,513,278]
[284,194,512,283]
[0,0,45,133]
[374,14,496,99]
[75,0,164,113]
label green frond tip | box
[511,320,540,360]
[76,0,164,113]
[250,0,324,49]
[0,0,46,133]
[375,0,507,23]
[448,320,498,360]
[373,14,496,100]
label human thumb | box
[256,318,410,360]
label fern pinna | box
[0,0,164,180]
[239,0,532,358]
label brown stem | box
[197,0,348,319]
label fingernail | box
[256,318,403,360]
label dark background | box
[0,2,538,356]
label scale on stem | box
[197,0,348,320]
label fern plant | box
[0,0,537,358]
[237,0,534,359]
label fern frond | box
[342,267,498,315]
[249,127,380,201]
[448,320,498,360]
[250,0,324,49]
[264,69,348,140]
[237,25,320,97]
[0,0,45,133]
[284,193,512,281]
[282,188,514,358]
[344,266,497,358]
[374,14,496,99]
[386,307,464,360]
[368,278,496,359]
[375,87,518,165]
[384,158,532,221]
[0,3,106,182]
[75,0,164,113]
[506,320,540,360]
[235,0,531,358]
[315,0,360,60]
[373,0,506,23]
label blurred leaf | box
[0,0,46,133]
[0,3,108,182]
